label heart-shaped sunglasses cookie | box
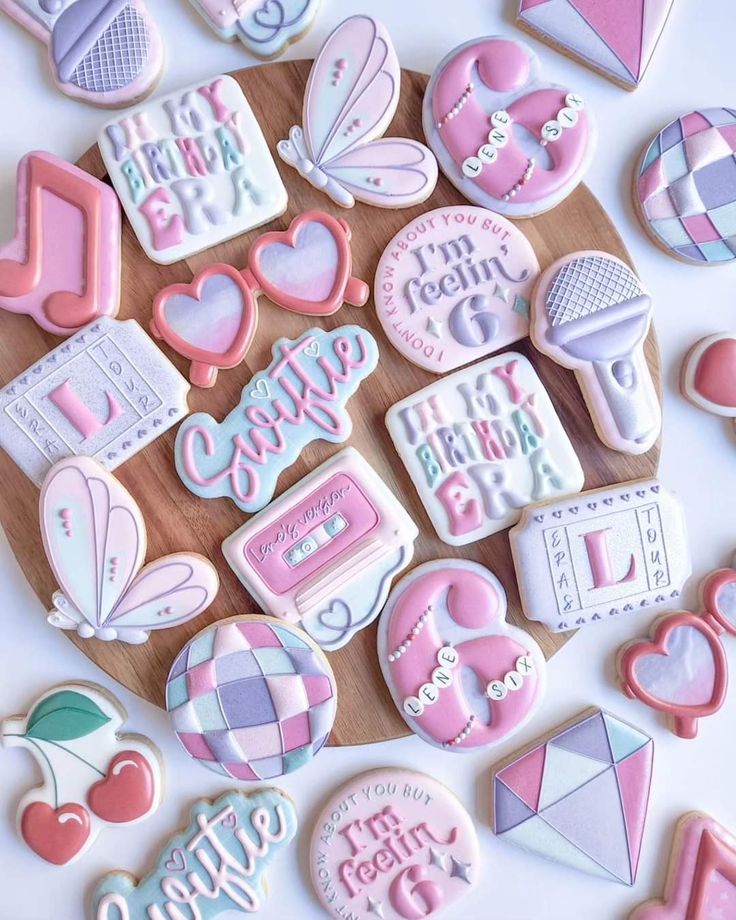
[150,210,369,387]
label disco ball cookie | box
[635,109,736,265]
[165,615,337,780]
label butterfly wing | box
[40,458,145,633]
[106,553,219,643]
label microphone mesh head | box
[69,5,150,93]
[545,256,644,326]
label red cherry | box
[87,750,157,823]
[21,801,90,865]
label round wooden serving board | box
[0,61,661,746]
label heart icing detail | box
[253,0,286,29]
[87,751,156,824]
[304,340,320,358]
[165,847,187,872]
[21,802,90,865]
[318,600,352,630]
[250,378,270,399]
[603,498,614,506]
[221,810,237,829]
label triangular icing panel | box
[603,712,651,762]
[551,711,613,763]
[495,781,537,833]
[496,743,546,810]
[570,0,644,78]
[615,743,653,880]
[538,745,610,810]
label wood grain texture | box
[0,61,661,746]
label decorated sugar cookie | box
[40,457,219,643]
[0,152,121,335]
[0,0,162,106]
[99,76,288,264]
[151,210,369,387]
[630,812,736,919]
[223,448,418,651]
[681,332,736,434]
[166,616,337,780]
[92,788,297,918]
[175,325,378,512]
[635,109,736,265]
[617,566,736,738]
[492,708,653,885]
[375,206,539,374]
[278,14,438,209]
[0,317,189,486]
[510,479,691,632]
[385,351,584,545]
[1,682,162,865]
[310,768,479,920]
[517,0,675,90]
[423,36,595,217]
[188,0,320,58]
[378,560,546,751]
[531,251,660,454]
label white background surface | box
[0,1,735,918]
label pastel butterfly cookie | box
[423,35,595,217]
[188,0,321,58]
[40,456,219,644]
[378,559,546,751]
[1,682,163,865]
[92,788,297,919]
[278,14,438,209]
[309,768,479,920]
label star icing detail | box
[428,847,447,871]
[449,855,473,884]
[426,317,443,339]
[366,896,385,918]
[495,285,511,304]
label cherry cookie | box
[681,333,736,432]
[1,682,162,865]
[310,768,478,920]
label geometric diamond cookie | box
[166,615,337,781]
[492,708,653,885]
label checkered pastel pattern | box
[637,108,736,264]
[166,619,337,780]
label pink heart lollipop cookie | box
[309,768,479,920]
[378,560,546,752]
[423,36,596,217]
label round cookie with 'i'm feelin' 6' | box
[310,768,479,920]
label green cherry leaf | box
[26,690,111,741]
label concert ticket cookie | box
[510,479,691,632]
[189,0,320,58]
[423,36,595,217]
[175,325,378,512]
[375,206,539,373]
[531,251,660,454]
[630,812,736,919]
[151,210,369,387]
[40,457,219,644]
[99,75,288,264]
[1,682,163,865]
[492,708,653,885]
[0,0,162,106]
[517,0,675,90]
[278,14,438,209]
[310,768,479,920]
[223,448,418,651]
[378,560,546,751]
[92,788,297,919]
[166,615,337,780]
[0,151,121,335]
[617,565,736,739]
[681,332,736,433]
[385,351,584,545]
[635,109,736,265]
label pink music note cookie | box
[531,251,661,454]
[189,0,320,58]
[681,333,736,434]
[0,0,163,106]
[517,0,675,91]
[1,682,163,865]
[630,812,736,919]
[423,36,596,217]
[223,447,418,651]
[40,456,219,644]
[0,151,121,336]
[150,211,369,387]
[99,76,288,264]
[378,560,546,752]
[510,479,691,632]
[492,708,653,885]
[375,206,539,374]
[385,351,584,545]
[310,768,479,920]
[617,566,736,738]
[91,788,298,918]
[166,615,337,780]
[278,14,438,209]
